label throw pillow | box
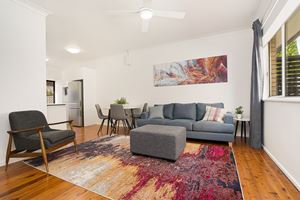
[148,106,164,119]
[203,106,227,123]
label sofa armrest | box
[140,112,149,119]
[224,112,234,124]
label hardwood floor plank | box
[0,125,299,200]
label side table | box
[234,117,250,141]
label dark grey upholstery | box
[173,103,196,120]
[136,102,234,142]
[130,125,186,161]
[196,103,224,121]
[9,110,75,151]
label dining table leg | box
[106,110,110,135]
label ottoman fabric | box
[130,125,186,161]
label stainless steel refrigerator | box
[68,80,84,126]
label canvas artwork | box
[153,55,228,87]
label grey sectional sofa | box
[136,103,235,142]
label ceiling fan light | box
[140,9,153,20]
[65,47,81,54]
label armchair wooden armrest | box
[48,120,73,126]
[7,126,45,134]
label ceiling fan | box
[105,0,186,32]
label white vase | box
[237,114,242,119]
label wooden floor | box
[0,125,299,200]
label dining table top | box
[103,104,142,110]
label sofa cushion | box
[202,106,227,123]
[193,121,234,134]
[164,119,194,131]
[173,103,196,120]
[163,103,174,119]
[196,103,224,121]
[149,106,164,119]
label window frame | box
[266,14,300,102]
[46,80,56,104]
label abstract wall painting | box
[153,55,228,87]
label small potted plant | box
[114,97,129,105]
[235,106,243,119]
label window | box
[285,9,300,96]
[269,7,300,97]
[46,80,55,104]
[269,30,282,96]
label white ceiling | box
[29,0,264,66]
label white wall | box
[46,66,67,104]
[264,102,300,190]
[0,0,46,166]
[90,29,252,118]
[262,0,300,191]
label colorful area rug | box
[24,136,243,200]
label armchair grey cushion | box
[173,103,196,120]
[196,103,224,121]
[9,110,75,151]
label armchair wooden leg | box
[38,131,49,173]
[5,134,13,171]
[229,142,233,148]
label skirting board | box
[263,145,300,191]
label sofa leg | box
[228,142,233,148]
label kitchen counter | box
[47,104,68,129]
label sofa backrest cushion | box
[196,103,224,121]
[173,103,196,120]
[163,103,174,119]
[154,103,174,119]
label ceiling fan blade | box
[105,10,138,15]
[142,19,150,32]
[153,10,186,19]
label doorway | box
[67,80,84,127]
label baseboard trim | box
[263,145,300,191]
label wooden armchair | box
[6,110,77,172]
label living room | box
[0,0,300,199]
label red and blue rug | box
[25,135,243,200]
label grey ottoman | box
[130,125,186,161]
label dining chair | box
[110,104,130,135]
[95,104,109,136]
[132,103,148,126]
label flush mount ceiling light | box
[65,47,81,54]
[46,57,49,62]
[140,8,153,20]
